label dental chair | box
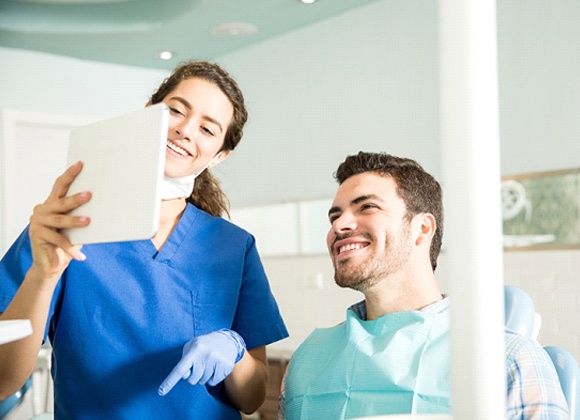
[504,284,538,339]
[544,346,580,420]
[504,284,580,419]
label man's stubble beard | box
[333,224,413,292]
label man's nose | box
[333,212,357,233]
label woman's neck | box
[151,198,187,250]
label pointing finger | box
[158,360,191,396]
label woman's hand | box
[158,329,246,395]
[28,161,91,281]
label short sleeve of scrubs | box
[232,233,288,349]
[0,227,63,340]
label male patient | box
[279,152,568,419]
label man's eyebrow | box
[327,194,383,217]
[328,206,341,217]
[351,194,384,206]
[168,96,225,133]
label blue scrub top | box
[0,204,288,419]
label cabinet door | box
[298,198,333,254]
[230,203,300,256]
[0,109,99,255]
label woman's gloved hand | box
[158,329,246,396]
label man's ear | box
[415,213,436,246]
[210,150,231,168]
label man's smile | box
[334,238,371,257]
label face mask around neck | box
[160,152,223,200]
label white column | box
[438,1,506,419]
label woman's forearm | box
[0,266,58,399]
[224,346,269,414]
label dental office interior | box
[1,0,580,419]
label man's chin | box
[334,272,367,291]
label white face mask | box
[160,152,223,200]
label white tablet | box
[0,319,33,345]
[62,103,169,245]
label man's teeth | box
[167,141,188,156]
[339,243,364,254]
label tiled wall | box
[264,249,580,362]
[503,249,580,357]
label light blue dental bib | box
[285,309,451,419]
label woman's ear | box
[209,150,231,168]
[415,213,436,246]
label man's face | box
[326,172,414,291]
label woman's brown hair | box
[150,60,248,218]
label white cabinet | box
[0,108,98,256]
[230,198,333,257]
[230,203,300,256]
[298,198,332,254]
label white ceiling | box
[0,0,384,69]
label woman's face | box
[161,77,233,178]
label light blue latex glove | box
[158,329,246,396]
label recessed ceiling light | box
[211,22,257,37]
[300,0,317,4]
[159,51,173,60]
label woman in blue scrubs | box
[0,61,288,419]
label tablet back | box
[62,104,168,245]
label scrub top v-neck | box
[136,200,198,262]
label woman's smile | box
[166,140,190,157]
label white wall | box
[498,0,580,175]
[215,0,580,207]
[216,0,440,207]
[0,47,167,118]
